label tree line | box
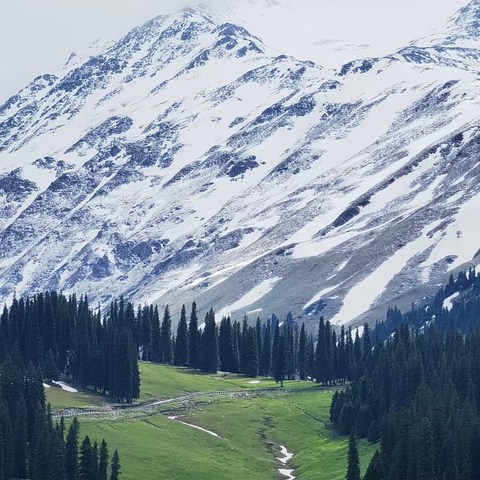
[0,289,369,393]
[137,303,366,387]
[0,292,140,402]
[0,357,120,479]
[333,325,480,480]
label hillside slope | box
[1,2,480,328]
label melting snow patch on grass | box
[277,446,295,479]
[52,381,79,393]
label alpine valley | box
[2,0,480,331]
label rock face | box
[1,4,480,329]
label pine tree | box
[240,317,248,375]
[298,323,307,380]
[79,436,95,480]
[260,320,272,376]
[315,317,328,384]
[92,441,99,480]
[416,417,435,480]
[50,426,68,480]
[174,305,189,366]
[346,432,361,480]
[188,303,199,368]
[44,348,59,381]
[140,306,152,360]
[201,309,218,373]
[218,317,235,373]
[66,417,80,480]
[99,439,109,480]
[151,306,162,362]
[110,449,121,480]
[246,326,259,378]
[13,395,28,479]
[232,321,240,373]
[363,450,385,480]
[272,326,286,387]
[160,306,173,364]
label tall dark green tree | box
[13,395,27,479]
[246,326,259,378]
[272,325,286,387]
[298,323,307,380]
[160,306,173,364]
[346,432,360,480]
[218,317,235,373]
[174,305,189,367]
[260,319,272,376]
[66,417,80,480]
[79,436,95,480]
[201,309,218,373]
[188,303,199,368]
[110,450,121,480]
[99,439,109,480]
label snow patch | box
[52,381,78,393]
[217,277,282,318]
[168,416,220,438]
[443,291,460,309]
[277,446,295,479]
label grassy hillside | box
[46,362,310,409]
[50,363,376,479]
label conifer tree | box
[161,306,173,364]
[188,303,199,368]
[92,441,99,480]
[174,305,189,366]
[416,417,435,480]
[315,317,329,384]
[232,321,241,373]
[307,335,315,379]
[66,417,80,480]
[298,323,307,380]
[13,395,27,479]
[240,316,249,374]
[246,326,259,378]
[218,317,235,373]
[201,309,218,373]
[110,449,121,480]
[151,306,162,362]
[99,439,109,480]
[346,432,360,480]
[363,450,385,480]
[79,436,95,480]
[272,325,286,387]
[260,319,272,376]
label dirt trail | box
[53,387,287,420]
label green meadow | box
[48,363,376,479]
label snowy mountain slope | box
[1,2,480,328]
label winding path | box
[53,387,287,420]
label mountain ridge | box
[1,3,479,329]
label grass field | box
[45,385,112,410]
[52,363,377,479]
[139,362,316,400]
[46,362,311,409]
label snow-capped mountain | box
[1,2,480,329]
